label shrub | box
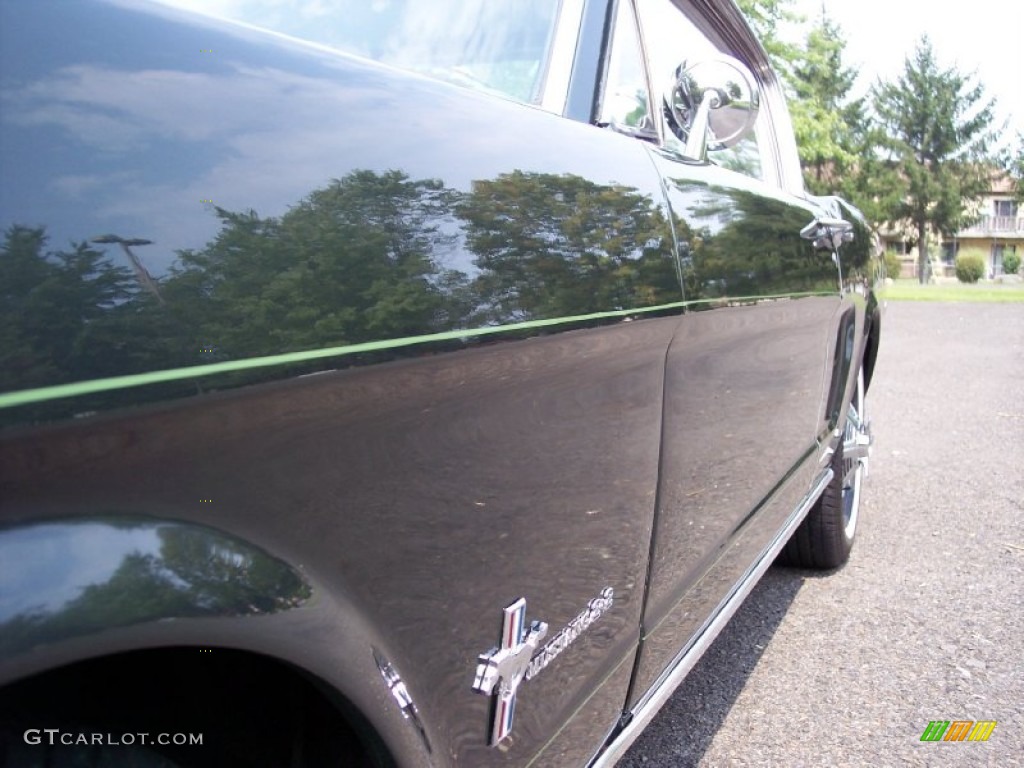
[955,250,986,283]
[883,251,903,279]
[1003,251,1021,275]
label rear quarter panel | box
[0,2,685,764]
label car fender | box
[0,514,437,766]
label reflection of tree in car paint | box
[670,186,842,304]
[1,169,682,425]
[0,523,311,656]
[458,170,679,324]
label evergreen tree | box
[734,0,802,80]
[870,36,998,282]
[736,2,870,203]
[788,15,865,196]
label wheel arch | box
[862,292,882,395]
[0,515,437,767]
[1,646,397,766]
[822,306,857,433]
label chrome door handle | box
[800,218,854,250]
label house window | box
[887,240,908,255]
[993,200,1018,217]
[940,241,959,264]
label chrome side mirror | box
[664,56,760,161]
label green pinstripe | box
[0,292,829,410]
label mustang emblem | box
[526,587,613,680]
[471,598,548,745]
[472,587,615,745]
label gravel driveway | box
[620,301,1024,768]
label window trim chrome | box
[632,0,806,192]
[627,0,664,145]
[541,0,588,114]
[594,0,661,141]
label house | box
[880,175,1022,278]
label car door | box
[594,0,845,712]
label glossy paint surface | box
[628,159,842,704]
[0,1,874,766]
[0,518,311,658]
[0,2,681,765]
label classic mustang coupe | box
[0,0,880,765]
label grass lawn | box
[883,279,1024,303]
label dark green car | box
[0,1,880,765]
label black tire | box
[779,366,870,569]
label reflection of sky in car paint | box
[0,3,527,274]
[0,524,163,620]
[1,65,540,276]
[3,64,391,271]
[1,1,651,280]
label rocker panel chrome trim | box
[588,467,834,768]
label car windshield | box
[161,0,563,104]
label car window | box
[161,0,563,106]
[598,0,656,137]
[635,0,765,180]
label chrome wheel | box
[841,367,871,539]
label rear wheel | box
[780,365,871,568]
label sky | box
[790,0,1023,147]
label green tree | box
[1005,133,1024,203]
[787,15,865,196]
[736,3,872,204]
[870,36,998,282]
[735,0,803,79]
